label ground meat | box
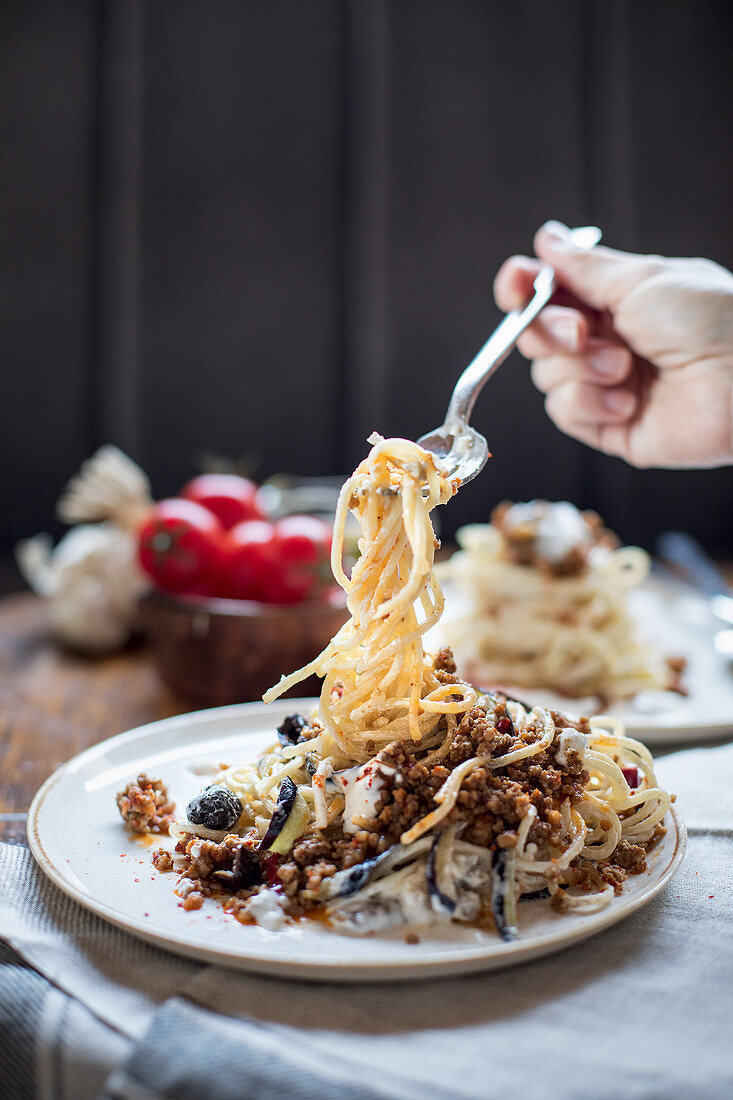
[167,691,666,921]
[665,655,688,695]
[434,646,457,675]
[152,848,173,872]
[604,839,648,875]
[275,827,385,904]
[365,700,588,852]
[170,830,268,915]
[368,742,446,845]
[433,646,459,684]
[116,775,175,834]
[490,500,618,577]
[180,891,205,910]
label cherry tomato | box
[181,474,264,530]
[138,499,225,592]
[271,515,333,603]
[222,515,333,603]
[221,520,275,600]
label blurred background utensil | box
[418,225,602,484]
[657,530,733,659]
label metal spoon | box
[418,225,602,483]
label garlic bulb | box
[57,445,153,531]
[16,523,147,653]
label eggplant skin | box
[258,777,298,850]
[426,833,457,915]
[319,837,433,901]
[215,845,263,891]
[490,849,518,942]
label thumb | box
[535,221,659,312]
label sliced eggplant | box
[490,848,519,942]
[520,887,550,901]
[326,864,432,934]
[327,897,405,935]
[318,836,432,901]
[258,777,310,855]
[426,829,458,914]
[304,754,318,778]
[483,690,530,714]
[276,714,310,746]
[214,844,262,891]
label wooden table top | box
[0,592,190,847]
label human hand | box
[494,221,733,468]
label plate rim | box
[27,701,688,983]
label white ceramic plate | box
[28,701,686,983]
[429,573,733,744]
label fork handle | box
[445,225,601,429]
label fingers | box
[544,411,633,461]
[494,256,607,352]
[529,337,639,458]
[529,340,634,392]
[514,306,588,358]
[544,380,638,432]
[534,221,662,311]
[493,255,542,311]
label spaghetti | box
[263,433,475,759]
[436,501,680,702]
[165,440,673,937]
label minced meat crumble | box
[116,775,175,835]
[164,690,663,918]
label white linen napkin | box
[1,738,732,1100]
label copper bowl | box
[139,588,348,706]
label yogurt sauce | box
[504,501,590,564]
[335,759,396,834]
[245,889,288,931]
[555,728,588,768]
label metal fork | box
[418,225,602,484]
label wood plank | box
[0,594,187,846]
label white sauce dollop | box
[245,889,288,932]
[504,501,590,564]
[335,759,396,835]
[555,728,588,768]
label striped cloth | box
[2,739,733,1100]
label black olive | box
[186,785,242,831]
[215,845,262,891]
[277,714,310,746]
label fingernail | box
[545,316,582,352]
[589,346,627,377]
[603,389,635,415]
[541,220,570,242]
[539,220,587,254]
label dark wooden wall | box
[1,0,732,566]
